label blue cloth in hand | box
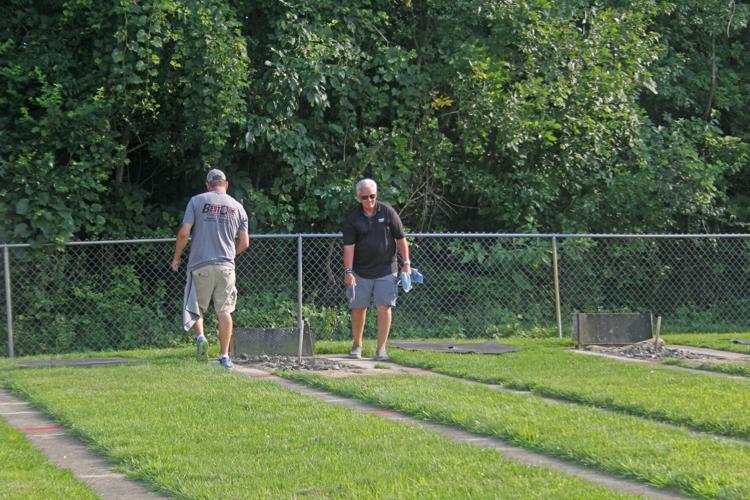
[400,268,424,292]
[400,272,412,293]
[410,268,424,284]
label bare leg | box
[193,316,204,337]
[376,305,392,350]
[351,307,367,347]
[217,313,233,356]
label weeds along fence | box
[2,234,750,357]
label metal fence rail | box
[2,234,749,357]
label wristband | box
[344,268,353,274]
[402,260,411,265]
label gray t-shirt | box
[182,191,249,271]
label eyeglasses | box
[359,194,377,201]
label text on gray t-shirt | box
[182,191,249,271]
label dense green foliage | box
[3,1,750,351]
[2,0,750,243]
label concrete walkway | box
[0,388,165,499]
[234,362,686,500]
[669,344,750,361]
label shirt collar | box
[360,201,380,217]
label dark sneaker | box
[374,348,389,361]
[195,336,208,362]
[349,345,362,359]
[219,356,234,369]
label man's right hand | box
[171,256,180,272]
[344,272,356,288]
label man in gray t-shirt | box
[171,169,250,368]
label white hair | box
[355,178,378,195]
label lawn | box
[0,353,628,499]
[283,370,750,499]
[363,342,750,439]
[2,334,749,499]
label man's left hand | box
[171,256,180,272]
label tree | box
[0,0,249,243]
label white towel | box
[182,271,201,331]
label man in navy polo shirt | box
[342,178,411,361]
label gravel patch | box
[588,339,725,361]
[235,354,349,371]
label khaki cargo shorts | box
[192,263,237,315]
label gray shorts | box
[349,272,398,309]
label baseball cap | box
[206,169,227,182]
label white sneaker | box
[374,348,389,361]
[349,345,362,359]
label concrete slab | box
[231,327,314,356]
[389,341,519,355]
[0,389,166,499]
[16,357,140,368]
[668,345,750,361]
[316,355,435,377]
[572,313,653,347]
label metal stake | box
[655,316,662,346]
[551,236,563,338]
[3,245,14,358]
[297,235,304,362]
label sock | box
[220,354,229,360]
[196,335,206,341]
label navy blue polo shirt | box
[342,202,405,279]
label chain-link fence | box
[2,234,750,357]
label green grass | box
[2,357,629,499]
[6,344,197,361]
[0,419,98,499]
[663,358,750,377]
[376,346,750,440]
[284,371,750,499]
[663,332,750,354]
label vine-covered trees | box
[0,0,248,243]
[2,0,749,243]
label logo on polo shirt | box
[378,218,385,223]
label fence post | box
[3,245,14,358]
[551,236,563,339]
[297,235,304,361]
